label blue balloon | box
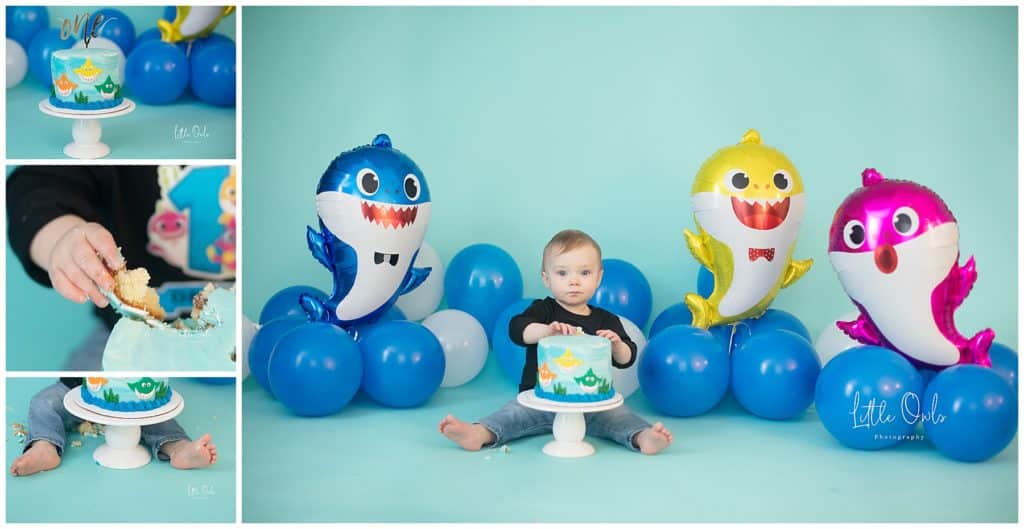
[988,342,1018,394]
[445,244,523,338]
[490,299,533,385]
[189,41,235,106]
[259,285,325,325]
[814,346,924,450]
[709,324,735,352]
[732,309,811,351]
[268,322,363,417]
[248,317,306,394]
[697,266,714,298]
[348,305,407,339]
[381,305,406,321]
[731,329,821,420]
[638,325,730,417]
[135,27,162,46]
[918,368,939,388]
[162,6,177,22]
[593,258,653,329]
[7,6,49,49]
[649,302,693,338]
[27,28,74,85]
[125,39,189,104]
[185,33,234,58]
[93,8,135,54]
[923,365,1017,462]
[359,321,445,408]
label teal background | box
[6,6,236,159]
[240,6,1018,522]
[6,378,236,523]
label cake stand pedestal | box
[63,389,184,469]
[517,390,624,458]
[38,98,135,159]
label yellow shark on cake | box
[158,6,235,43]
[683,129,812,329]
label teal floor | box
[242,358,1017,522]
[6,378,236,523]
[6,83,235,159]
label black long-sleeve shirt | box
[7,165,236,330]
[509,297,637,392]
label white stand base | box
[517,391,624,458]
[63,389,184,470]
[38,99,135,159]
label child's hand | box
[595,329,623,345]
[548,321,578,336]
[47,222,124,307]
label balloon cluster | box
[6,6,235,107]
[814,168,1018,462]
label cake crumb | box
[501,445,511,454]
[11,422,27,441]
[70,440,83,448]
[77,421,102,437]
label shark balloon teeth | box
[361,201,419,229]
[682,129,812,328]
[300,133,433,331]
[827,168,994,369]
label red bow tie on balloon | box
[748,248,775,262]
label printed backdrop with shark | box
[300,134,433,333]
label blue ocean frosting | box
[81,377,173,412]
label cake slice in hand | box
[112,267,166,320]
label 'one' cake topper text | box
[59,12,116,48]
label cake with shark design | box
[49,48,123,110]
[535,335,615,403]
[81,377,173,413]
[103,282,237,371]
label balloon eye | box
[357,169,379,196]
[773,171,792,190]
[727,171,749,191]
[404,173,421,201]
[843,220,866,249]
[892,207,919,235]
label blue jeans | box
[24,380,190,460]
[478,398,652,452]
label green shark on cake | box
[535,335,615,403]
[49,48,123,110]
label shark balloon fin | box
[950,256,979,309]
[684,292,714,329]
[299,293,331,323]
[399,266,432,296]
[684,228,713,270]
[306,226,331,271]
[836,314,883,347]
[781,258,813,289]
[966,328,995,367]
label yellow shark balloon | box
[158,6,235,43]
[683,129,812,329]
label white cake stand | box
[63,389,184,469]
[517,390,624,458]
[38,98,135,159]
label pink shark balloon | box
[827,168,994,369]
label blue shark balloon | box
[300,134,432,332]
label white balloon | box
[613,316,648,398]
[73,37,126,78]
[814,312,862,366]
[396,242,444,321]
[422,309,488,388]
[6,39,28,88]
[241,315,258,380]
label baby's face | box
[542,245,603,309]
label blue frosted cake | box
[102,283,237,371]
[536,334,615,403]
[82,377,173,412]
[49,48,123,110]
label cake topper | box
[300,133,433,334]
[827,168,994,368]
[59,12,112,48]
[682,129,813,329]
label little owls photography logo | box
[849,390,946,440]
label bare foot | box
[634,422,673,455]
[167,433,217,469]
[439,414,495,451]
[10,441,61,476]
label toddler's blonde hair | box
[542,229,602,271]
